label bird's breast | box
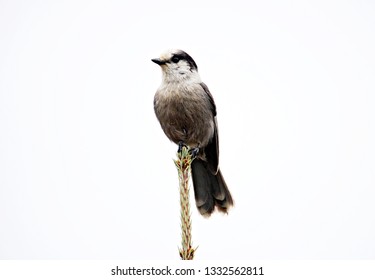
[154,83,215,147]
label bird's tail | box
[191,159,234,217]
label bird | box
[152,49,233,217]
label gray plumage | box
[152,49,233,217]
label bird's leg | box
[178,141,188,153]
[189,144,200,159]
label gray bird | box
[152,49,233,217]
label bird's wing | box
[200,83,216,116]
[200,83,219,174]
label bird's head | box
[152,49,199,82]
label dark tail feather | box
[191,159,234,217]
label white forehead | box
[159,49,181,60]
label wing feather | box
[200,83,219,174]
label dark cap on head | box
[151,49,198,72]
[171,50,198,71]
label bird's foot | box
[177,141,188,153]
[189,147,200,159]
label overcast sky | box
[1,0,375,260]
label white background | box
[0,0,374,260]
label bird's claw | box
[178,141,188,153]
[189,147,200,158]
[178,141,199,158]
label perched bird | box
[152,49,233,217]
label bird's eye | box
[171,56,180,63]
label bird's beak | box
[151,58,165,65]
